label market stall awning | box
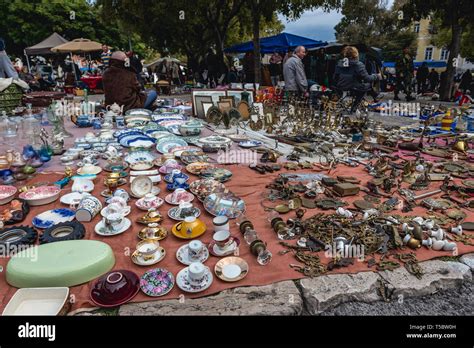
[51,38,102,53]
[25,32,69,55]
[224,32,327,54]
[383,60,448,68]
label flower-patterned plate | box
[140,268,175,297]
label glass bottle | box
[22,109,41,146]
[1,111,17,138]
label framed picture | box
[191,89,227,117]
[219,96,235,107]
[194,95,213,118]
[217,101,232,114]
[226,89,254,106]
[202,102,214,118]
[252,102,264,117]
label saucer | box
[165,192,194,205]
[176,244,209,265]
[208,237,241,257]
[130,186,160,199]
[131,246,166,266]
[167,206,201,221]
[60,192,84,206]
[137,225,168,240]
[140,268,175,297]
[176,266,213,293]
[95,218,131,236]
[166,182,190,191]
[214,257,249,282]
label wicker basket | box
[0,84,23,114]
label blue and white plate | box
[125,108,152,116]
[156,138,188,154]
[164,172,190,183]
[32,209,75,229]
[125,151,157,164]
[116,130,145,140]
[239,140,262,148]
[127,137,156,148]
[166,182,190,191]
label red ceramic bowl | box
[90,270,140,308]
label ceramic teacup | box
[104,213,124,231]
[175,216,205,237]
[106,196,128,210]
[213,216,229,232]
[136,240,160,260]
[178,202,194,218]
[188,262,206,285]
[102,203,131,217]
[213,230,231,249]
[114,188,130,202]
[170,188,189,204]
[188,240,204,261]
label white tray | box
[2,287,69,316]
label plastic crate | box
[0,83,23,114]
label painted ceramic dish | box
[137,224,167,240]
[197,135,232,148]
[180,151,209,165]
[129,161,154,171]
[238,140,262,148]
[90,270,140,308]
[176,243,209,266]
[19,186,61,206]
[214,256,249,282]
[135,195,164,211]
[131,246,166,266]
[203,192,245,219]
[124,136,156,149]
[171,146,202,158]
[32,209,75,229]
[0,185,17,205]
[165,191,195,205]
[199,167,233,183]
[77,165,102,175]
[208,237,241,257]
[164,172,189,184]
[125,108,152,116]
[124,151,156,164]
[103,162,129,173]
[130,176,153,198]
[60,192,85,206]
[167,206,201,221]
[130,169,159,177]
[176,266,213,293]
[186,162,215,175]
[228,133,251,142]
[94,218,132,236]
[189,179,227,202]
[140,268,175,297]
[156,138,188,154]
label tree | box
[401,0,474,101]
[334,0,416,61]
[432,20,474,62]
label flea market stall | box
[0,88,474,314]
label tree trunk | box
[252,6,261,85]
[440,20,462,101]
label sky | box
[278,0,395,42]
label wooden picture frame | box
[194,95,213,118]
[219,96,235,107]
[201,102,214,118]
[191,89,227,117]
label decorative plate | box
[129,161,154,171]
[124,151,156,164]
[130,176,153,198]
[189,179,227,202]
[186,162,215,175]
[228,133,251,142]
[103,162,129,173]
[165,191,195,205]
[0,185,17,205]
[180,151,209,165]
[19,186,61,206]
[116,130,145,141]
[60,192,85,206]
[125,108,152,116]
[203,192,245,219]
[135,196,164,211]
[130,169,159,177]
[126,137,156,149]
[176,244,209,265]
[167,206,201,221]
[214,257,249,282]
[140,268,175,297]
[176,266,213,293]
[147,131,174,141]
[172,146,202,158]
[197,135,232,147]
[199,168,232,183]
[156,138,188,154]
[32,209,75,229]
[239,140,262,148]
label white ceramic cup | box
[107,196,128,209]
[188,240,204,260]
[213,216,229,232]
[102,203,130,217]
[178,202,194,217]
[188,262,206,285]
[105,213,124,231]
[213,230,231,248]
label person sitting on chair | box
[103,51,157,111]
[333,46,381,114]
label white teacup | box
[104,213,124,231]
[188,240,204,261]
[101,203,130,217]
[171,188,189,203]
[188,262,206,285]
[114,189,130,202]
[106,196,128,209]
[178,202,194,217]
[213,216,229,232]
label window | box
[414,23,420,33]
[425,47,433,60]
[440,47,449,60]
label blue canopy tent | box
[225,32,327,54]
[383,60,447,68]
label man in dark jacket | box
[333,46,381,113]
[417,62,429,94]
[428,68,439,92]
[394,46,415,101]
[103,51,156,111]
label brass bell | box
[452,139,468,153]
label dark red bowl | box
[90,270,140,308]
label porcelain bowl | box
[19,186,61,206]
[90,270,140,308]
